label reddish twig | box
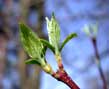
[51,56,80,89]
[52,70,80,89]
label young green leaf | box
[90,23,98,38]
[41,44,47,56]
[40,39,55,53]
[19,23,46,66]
[25,59,41,65]
[59,33,77,51]
[46,13,60,54]
[83,24,90,36]
[83,23,98,38]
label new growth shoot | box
[19,13,79,89]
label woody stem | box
[92,38,107,89]
[53,55,80,89]
[52,70,80,89]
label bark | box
[52,70,80,89]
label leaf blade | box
[25,59,41,65]
[40,39,55,53]
[19,23,44,59]
[59,33,77,51]
[46,13,60,54]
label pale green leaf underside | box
[46,13,60,53]
[59,33,77,51]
